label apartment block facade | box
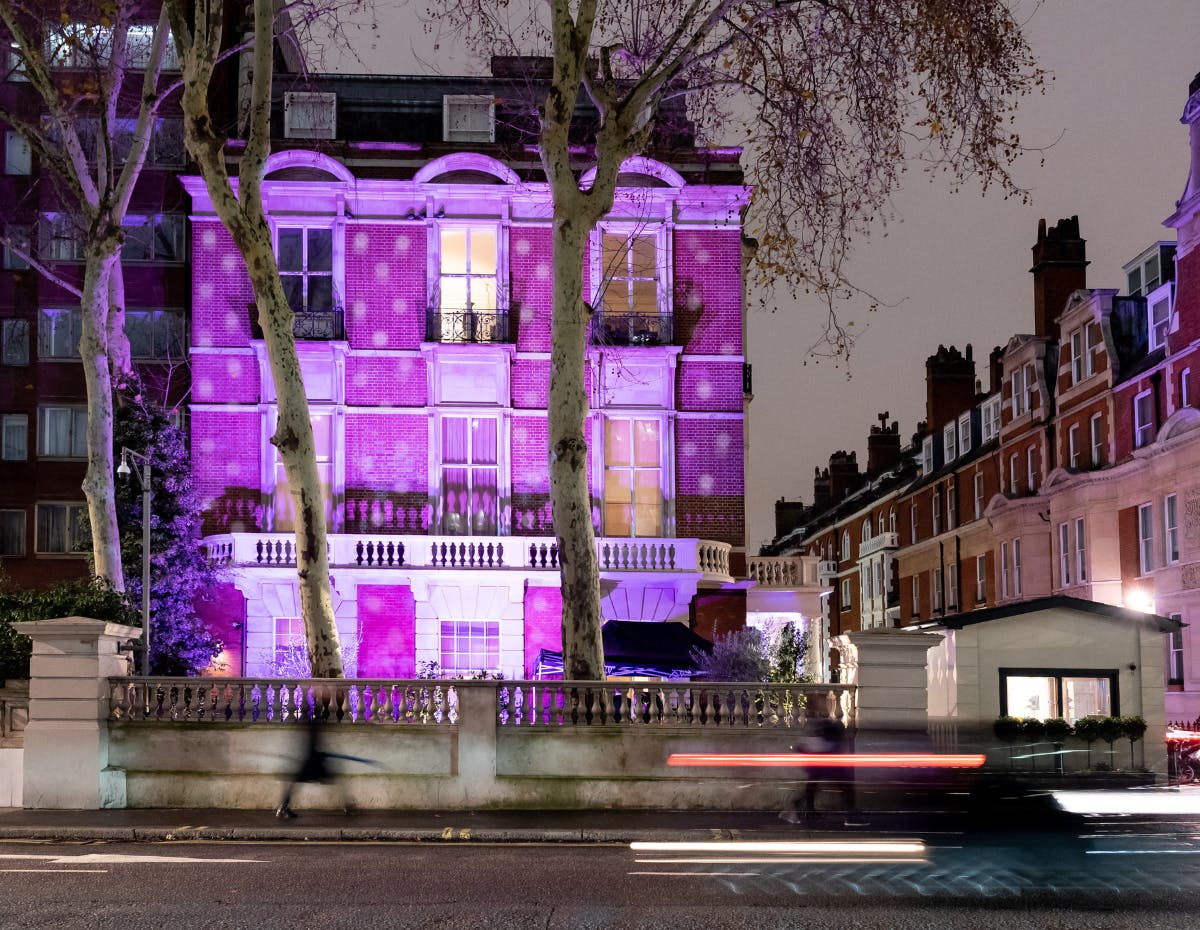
[767,71,1200,719]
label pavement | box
[0,805,955,844]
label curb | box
[0,825,740,844]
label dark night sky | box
[326,0,1200,551]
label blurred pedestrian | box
[783,716,858,825]
[276,712,342,818]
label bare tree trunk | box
[246,253,344,679]
[548,215,604,681]
[168,0,343,677]
[79,247,124,586]
[107,260,132,376]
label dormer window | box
[921,435,933,476]
[443,95,495,143]
[981,396,1001,444]
[1148,284,1173,351]
[958,412,972,455]
[285,92,337,139]
[943,423,957,463]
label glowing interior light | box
[666,752,987,769]
[1124,589,1155,613]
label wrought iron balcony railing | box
[592,311,674,347]
[426,308,512,344]
[248,304,345,341]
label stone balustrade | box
[108,677,855,731]
[746,556,818,588]
[203,533,734,581]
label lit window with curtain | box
[603,418,662,538]
[35,502,87,554]
[0,510,24,556]
[597,230,667,345]
[440,416,498,535]
[37,406,87,458]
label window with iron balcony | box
[427,225,512,344]
[591,228,672,347]
[257,226,344,341]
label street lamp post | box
[117,447,151,676]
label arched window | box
[878,514,885,535]
[862,519,872,544]
[889,508,897,533]
[841,531,850,560]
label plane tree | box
[0,1,177,586]
[431,0,1044,679]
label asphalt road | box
[2,815,1199,930]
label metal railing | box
[425,308,512,343]
[592,311,674,346]
[248,303,345,340]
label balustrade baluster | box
[256,539,265,563]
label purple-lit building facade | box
[190,70,752,678]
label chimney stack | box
[867,412,901,477]
[925,344,977,433]
[1031,216,1088,339]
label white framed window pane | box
[2,414,27,460]
[439,620,500,675]
[1063,677,1110,721]
[440,277,468,313]
[35,503,88,553]
[1138,503,1154,575]
[633,470,662,537]
[468,228,496,276]
[3,224,29,269]
[2,318,29,364]
[307,229,333,273]
[0,510,24,555]
[1075,518,1087,583]
[1006,675,1057,720]
[277,229,303,271]
[440,229,468,275]
[605,420,632,467]
[1165,494,1179,563]
[5,130,30,174]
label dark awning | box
[535,620,713,679]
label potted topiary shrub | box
[1097,716,1126,770]
[993,715,1023,769]
[1073,716,1102,769]
[1043,718,1073,774]
[1120,716,1148,770]
[1020,717,1046,771]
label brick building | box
[189,64,752,678]
[767,70,1200,718]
